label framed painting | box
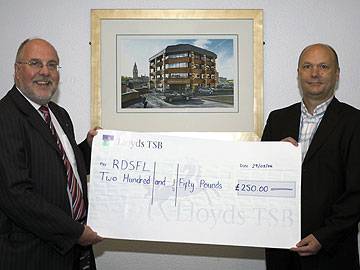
[91,9,263,140]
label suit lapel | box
[287,104,301,140]
[48,102,72,141]
[9,86,89,204]
[9,87,60,152]
[303,98,340,163]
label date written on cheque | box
[235,180,296,198]
[239,163,273,169]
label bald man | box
[262,43,360,270]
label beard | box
[17,76,58,105]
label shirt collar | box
[301,96,334,117]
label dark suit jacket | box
[0,86,94,270]
[262,97,360,269]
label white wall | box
[1,1,360,269]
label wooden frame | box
[91,9,263,140]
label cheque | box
[87,130,301,249]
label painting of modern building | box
[149,44,218,92]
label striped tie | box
[39,105,86,221]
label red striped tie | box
[39,105,86,221]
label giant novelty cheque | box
[87,130,301,248]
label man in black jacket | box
[0,38,102,270]
[262,43,360,269]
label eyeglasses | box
[16,59,61,72]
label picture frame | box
[91,9,263,140]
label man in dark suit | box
[0,38,102,269]
[262,43,360,269]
